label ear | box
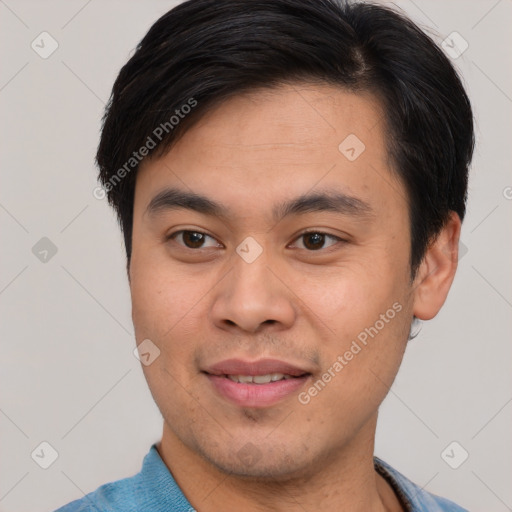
[412,211,461,321]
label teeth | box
[253,374,273,384]
[226,373,292,384]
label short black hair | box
[96,0,474,276]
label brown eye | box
[293,231,342,251]
[303,232,326,250]
[182,231,206,248]
[168,230,221,249]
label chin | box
[195,439,315,481]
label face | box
[129,83,419,480]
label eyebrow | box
[145,186,374,223]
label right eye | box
[166,230,223,250]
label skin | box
[129,83,461,511]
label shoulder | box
[53,471,143,512]
[374,456,469,512]
[53,444,195,512]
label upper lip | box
[203,358,311,377]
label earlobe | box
[412,212,461,321]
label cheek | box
[130,247,203,340]
[294,264,410,405]
[295,260,404,331]
[129,249,219,396]
[297,304,409,441]
[130,257,205,409]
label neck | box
[157,414,403,512]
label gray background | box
[1,1,511,511]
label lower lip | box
[206,374,310,408]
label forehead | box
[135,83,404,218]
[182,83,387,161]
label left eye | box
[291,231,342,251]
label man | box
[56,0,474,510]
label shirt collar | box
[140,444,460,512]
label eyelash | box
[166,229,345,252]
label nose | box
[209,244,296,334]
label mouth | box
[223,373,299,384]
[202,358,312,408]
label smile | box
[225,373,296,384]
[202,358,313,408]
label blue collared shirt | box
[55,444,468,511]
